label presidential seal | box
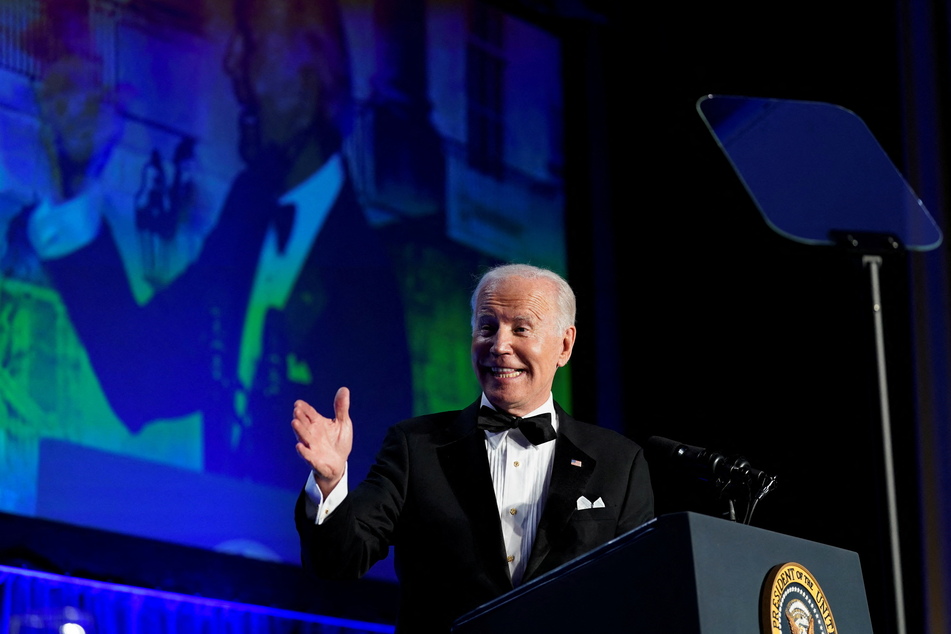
[761,562,837,634]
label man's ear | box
[557,325,577,367]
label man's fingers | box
[294,399,319,423]
[294,391,348,425]
[296,441,317,463]
[333,386,351,423]
[292,390,352,480]
[291,420,309,447]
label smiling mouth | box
[490,367,524,379]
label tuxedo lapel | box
[523,414,595,582]
[437,401,513,591]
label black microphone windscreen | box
[645,436,682,459]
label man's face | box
[223,0,322,166]
[471,276,576,417]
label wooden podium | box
[452,512,872,633]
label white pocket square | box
[576,496,605,510]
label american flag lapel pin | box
[570,459,582,467]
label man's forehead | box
[476,277,556,316]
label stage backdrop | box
[0,0,568,583]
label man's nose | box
[490,330,513,354]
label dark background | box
[560,2,945,633]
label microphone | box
[645,436,778,524]
[646,436,758,484]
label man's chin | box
[480,386,524,413]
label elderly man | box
[293,264,653,632]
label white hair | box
[470,264,576,333]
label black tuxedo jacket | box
[295,399,654,632]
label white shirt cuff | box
[304,465,349,525]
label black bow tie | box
[477,406,556,445]
[272,202,296,253]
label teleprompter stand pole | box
[862,253,907,634]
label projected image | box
[0,0,565,571]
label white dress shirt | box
[481,393,557,586]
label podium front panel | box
[453,512,872,633]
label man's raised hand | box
[293,387,353,497]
